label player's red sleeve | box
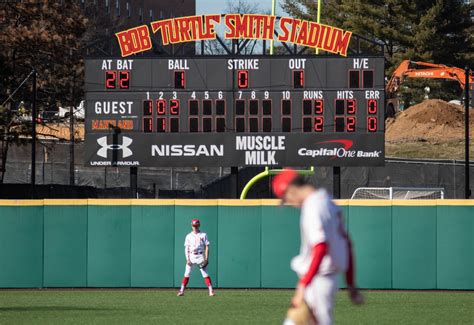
[299,242,328,287]
[345,239,355,287]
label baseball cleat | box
[209,292,215,296]
[177,291,184,296]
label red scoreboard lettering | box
[105,70,130,89]
[314,117,324,132]
[170,99,180,115]
[347,99,356,114]
[105,71,116,89]
[237,70,249,89]
[143,118,153,133]
[174,71,185,89]
[157,117,166,132]
[347,116,356,132]
[293,70,304,88]
[119,71,130,89]
[157,99,166,115]
[314,100,324,114]
[143,100,153,115]
[368,99,378,114]
[367,117,377,132]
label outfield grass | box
[0,289,472,324]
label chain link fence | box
[0,141,472,199]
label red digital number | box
[119,71,130,89]
[105,71,116,89]
[347,117,356,132]
[238,70,249,89]
[367,117,377,132]
[157,99,166,115]
[314,117,324,132]
[347,99,357,114]
[314,100,324,114]
[143,118,153,133]
[170,99,180,115]
[157,117,166,132]
[143,100,153,115]
[175,71,185,89]
[293,70,304,88]
[368,99,378,114]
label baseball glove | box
[284,301,317,325]
[200,259,208,268]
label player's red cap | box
[191,219,200,226]
[272,168,299,199]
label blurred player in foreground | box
[272,169,363,325]
[177,218,215,297]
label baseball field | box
[0,289,472,324]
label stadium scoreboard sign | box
[84,56,385,167]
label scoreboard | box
[84,57,385,167]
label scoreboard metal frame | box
[84,54,385,167]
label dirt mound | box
[386,99,474,142]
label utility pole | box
[465,66,471,199]
[69,74,75,185]
[31,69,37,188]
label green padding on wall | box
[87,205,131,287]
[338,205,349,289]
[0,201,472,290]
[174,205,218,288]
[43,205,87,287]
[348,206,392,289]
[0,206,44,288]
[437,206,474,290]
[131,205,175,287]
[218,206,261,288]
[261,206,299,288]
[392,206,436,289]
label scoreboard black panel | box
[84,57,385,167]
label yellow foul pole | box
[316,0,321,54]
[270,0,276,55]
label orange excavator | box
[386,60,474,116]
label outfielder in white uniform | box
[272,169,363,325]
[177,218,215,297]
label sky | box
[196,0,289,16]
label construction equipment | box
[386,60,474,116]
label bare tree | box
[198,0,263,55]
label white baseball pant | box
[184,254,209,278]
[304,274,338,325]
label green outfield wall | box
[0,199,472,290]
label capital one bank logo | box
[96,136,133,158]
[298,139,381,159]
[302,139,354,160]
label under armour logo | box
[96,136,133,158]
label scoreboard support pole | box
[230,167,239,198]
[333,167,341,199]
[130,167,138,198]
[31,69,37,189]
